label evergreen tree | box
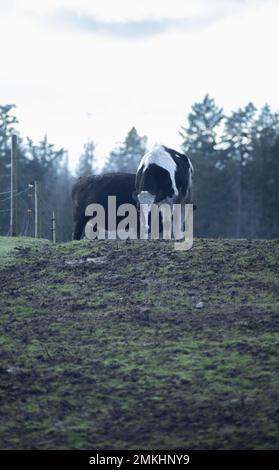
[0,105,19,234]
[0,104,18,186]
[180,95,226,237]
[76,140,96,176]
[24,134,65,183]
[103,127,147,173]
[24,137,69,240]
[180,94,223,156]
[222,103,257,237]
[249,105,279,237]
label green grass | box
[0,236,50,269]
[0,237,279,449]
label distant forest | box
[0,95,279,241]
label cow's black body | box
[72,172,137,240]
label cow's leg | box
[73,214,87,240]
[170,202,185,239]
[181,203,186,232]
[159,204,173,239]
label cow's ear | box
[132,190,138,202]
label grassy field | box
[0,236,278,449]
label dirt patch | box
[0,238,279,449]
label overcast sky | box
[1,0,279,171]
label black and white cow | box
[134,145,194,233]
[72,172,138,240]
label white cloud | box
[10,0,237,20]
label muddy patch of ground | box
[0,238,279,449]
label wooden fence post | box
[10,134,18,236]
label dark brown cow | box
[72,172,138,240]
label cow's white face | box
[137,191,155,232]
[137,191,155,205]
